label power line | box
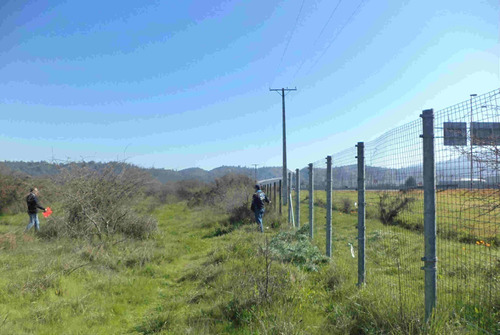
[313,0,344,46]
[291,0,344,83]
[271,0,306,86]
[304,0,365,78]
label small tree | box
[404,176,417,189]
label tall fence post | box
[308,163,314,239]
[326,155,332,257]
[421,109,437,322]
[279,179,282,215]
[356,142,366,286]
[273,182,277,211]
[295,168,300,228]
[288,172,292,224]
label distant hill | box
[147,165,283,183]
[0,161,283,184]
[4,153,491,187]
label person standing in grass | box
[25,187,47,232]
[250,184,270,233]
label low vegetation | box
[0,165,498,334]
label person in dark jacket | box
[250,184,270,233]
[25,188,46,232]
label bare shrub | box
[117,213,157,239]
[177,180,210,204]
[45,163,157,240]
[378,192,415,225]
[314,198,327,209]
[189,173,255,223]
[215,175,255,229]
[228,204,253,225]
[341,198,352,214]
[155,182,179,204]
[146,179,203,205]
[0,164,30,214]
[36,216,62,239]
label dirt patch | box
[0,233,17,250]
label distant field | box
[306,189,500,245]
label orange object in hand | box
[43,207,53,218]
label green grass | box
[0,197,498,334]
[297,190,499,333]
[313,188,500,245]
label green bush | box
[269,225,328,271]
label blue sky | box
[1,0,498,170]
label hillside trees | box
[0,163,30,214]
[404,176,417,188]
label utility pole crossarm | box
[269,87,297,93]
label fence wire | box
[434,88,500,328]
[364,118,425,321]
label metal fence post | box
[288,172,292,224]
[421,109,437,322]
[295,168,300,228]
[279,179,282,215]
[273,182,277,211]
[356,142,366,286]
[326,155,332,257]
[308,163,314,239]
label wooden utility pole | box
[252,164,258,182]
[269,87,297,206]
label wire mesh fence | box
[259,88,500,331]
[364,117,425,321]
[434,89,500,329]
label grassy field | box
[0,196,498,334]
[316,188,500,244]
[300,190,499,332]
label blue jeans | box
[26,213,40,232]
[254,208,265,233]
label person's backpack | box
[26,193,35,205]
